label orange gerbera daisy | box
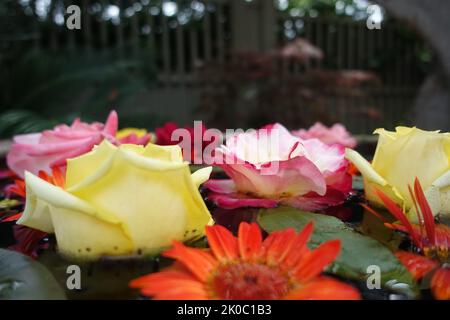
[130,222,361,300]
[3,166,65,222]
[363,178,450,300]
[8,166,65,199]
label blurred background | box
[0,0,449,138]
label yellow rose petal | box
[142,143,184,163]
[345,148,386,186]
[69,146,211,255]
[66,140,116,189]
[50,206,134,259]
[116,128,148,139]
[372,127,449,209]
[191,166,213,188]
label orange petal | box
[130,270,208,300]
[431,267,450,300]
[9,186,25,198]
[414,178,436,246]
[150,289,209,300]
[284,276,361,300]
[375,188,421,247]
[205,224,239,262]
[281,222,314,270]
[130,269,197,288]
[11,180,26,197]
[262,228,297,266]
[238,222,262,262]
[360,203,389,224]
[395,251,438,281]
[163,241,218,282]
[51,166,66,188]
[294,239,341,283]
[2,212,23,222]
[408,184,425,240]
[434,224,450,254]
[38,170,51,182]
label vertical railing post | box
[230,0,276,53]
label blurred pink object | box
[278,38,324,62]
[292,122,357,149]
[7,111,151,178]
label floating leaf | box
[257,207,419,298]
[0,249,66,299]
[352,175,365,191]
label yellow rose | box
[346,127,450,220]
[116,128,155,144]
[18,140,213,259]
[116,128,148,139]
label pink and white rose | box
[292,122,357,149]
[204,123,352,210]
[7,111,151,178]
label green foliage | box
[1,48,156,116]
[281,0,356,15]
[257,207,419,298]
[0,109,58,138]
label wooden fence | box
[11,0,424,133]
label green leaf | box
[257,207,419,298]
[0,249,66,300]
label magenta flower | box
[204,124,352,210]
[7,111,150,178]
[292,122,357,149]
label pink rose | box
[292,122,357,149]
[7,111,151,178]
[204,123,351,210]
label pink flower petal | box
[117,133,152,145]
[218,152,327,198]
[207,192,279,209]
[203,179,237,194]
[6,110,143,178]
[206,123,352,210]
[281,188,349,211]
[102,110,119,137]
[292,122,357,148]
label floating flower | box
[2,166,66,223]
[6,111,151,178]
[363,178,450,300]
[205,124,351,210]
[155,122,179,146]
[8,225,48,259]
[346,127,450,220]
[17,140,213,259]
[130,222,361,300]
[155,122,209,163]
[292,122,357,149]
[116,128,153,145]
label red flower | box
[364,178,450,300]
[155,122,179,146]
[155,122,209,163]
[394,251,438,281]
[8,225,48,259]
[130,222,360,300]
[431,267,450,300]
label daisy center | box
[211,262,290,300]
